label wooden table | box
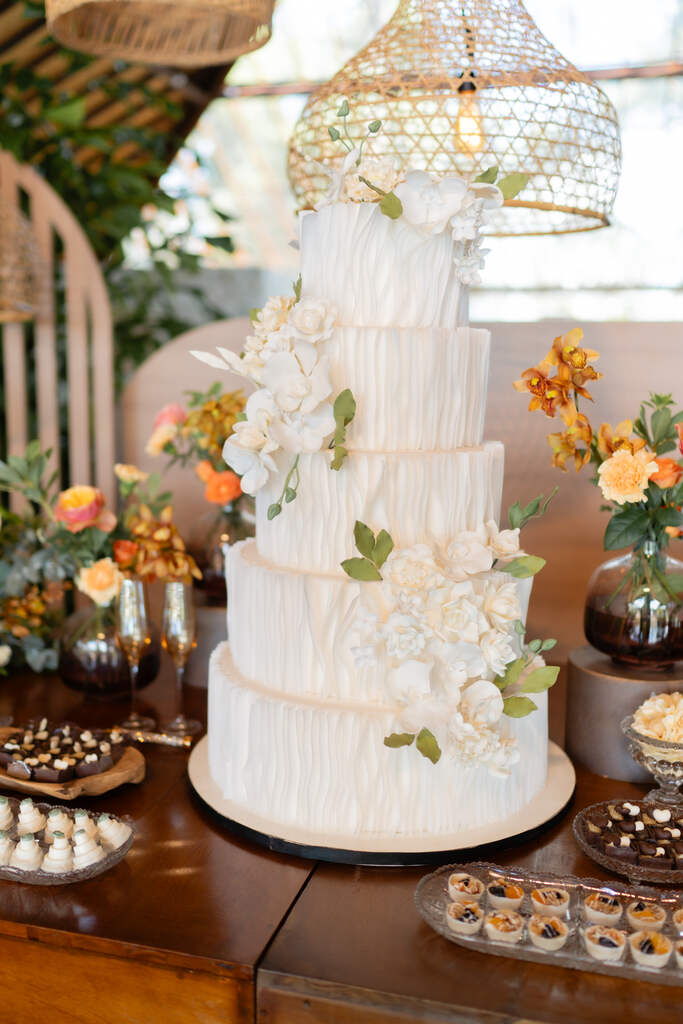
[0,669,679,1024]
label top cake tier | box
[299,202,467,328]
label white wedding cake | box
[197,153,554,845]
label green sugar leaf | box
[328,126,341,141]
[337,99,350,117]
[521,666,560,694]
[498,172,529,200]
[372,529,394,568]
[494,657,526,692]
[341,557,383,582]
[513,619,526,636]
[416,728,442,765]
[527,638,542,653]
[249,308,260,323]
[267,503,282,520]
[499,555,546,578]
[354,520,376,560]
[474,165,498,183]
[379,192,403,220]
[330,445,348,471]
[284,487,297,503]
[541,638,557,651]
[383,732,415,748]
[235,412,247,422]
[368,119,382,133]
[334,388,356,427]
[503,696,538,718]
[293,274,302,302]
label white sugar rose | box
[482,580,522,629]
[446,528,493,581]
[344,156,399,202]
[269,402,335,454]
[461,679,504,726]
[441,588,487,644]
[222,390,281,495]
[382,613,429,662]
[486,520,521,561]
[394,170,469,235]
[286,297,337,346]
[479,629,516,676]
[252,295,294,338]
[440,640,487,683]
[387,658,433,705]
[385,544,444,595]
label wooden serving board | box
[0,727,145,800]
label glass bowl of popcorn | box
[622,693,683,805]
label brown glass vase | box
[189,498,255,606]
[584,541,683,670]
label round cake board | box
[188,738,576,867]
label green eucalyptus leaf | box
[498,172,529,200]
[474,165,498,183]
[499,555,546,578]
[341,557,382,582]
[416,728,442,764]
[521,665,560,693]
[379,192,403,219]
[373,529,394,568]
[383,732,415,748]
[503,695,538,718]
[354,520,376,560]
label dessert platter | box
[0,794,134,885]
[0,719,145,799]
[415,861,683,987]
[574,800,683,884]
[191,138,574,861]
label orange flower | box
[597,449,658,505]
[596,420,647,459]
[666,526,682,539]
[547,414,593,472]
[76,558,123,606]
[195,460,215,484]
[649,458,683,490]
[113,539,138,567]
[513,362,577,424]
[205,471,242,505]
[676,422,683,456]
[153,402,186,430]
[544,327,602,399]
[54,486,116,534]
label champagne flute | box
[161,582,202,735]
[116,578,155,731]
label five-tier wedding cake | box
[196,145,554,846]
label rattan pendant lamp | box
[46,0,274,67]
[288,0,622,234]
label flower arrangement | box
[0,443,199,675]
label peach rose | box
[114,463,149,484]
[650,457,683,490]
[76,558,123,606]
[54,486,116,534]
[113,539,138,567]
[205,470,242,505]
[597,449,658,505]
[145,423,178,457]
[153,402,186,430]
[195,460,215,484]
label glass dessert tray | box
[415,860,683,987]
[188,736,575,866]
[0,796,134,885]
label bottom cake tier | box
[208,643,549,839]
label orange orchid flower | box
[596,420,647,460]
[544,328,602,401]
[547,413,593,472]
[513,362,577,424]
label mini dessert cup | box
[41,832,74,874]
[447,872,484,902]
[584,925,627,962]
[528,914,569,952]
[486,881,524,911]
[626,900,666,931]
[676,940,683,969]
[446,900,484,936]
[629,930,672,969]
[16,798,46,835]
[45,807,73,841]
[10,833,43,871]
[72,828,105,869]
[673,907,683,934]
[621,716,683,805]
[530,887,570,917]
[584,893,623,926]
[484,910,524,944]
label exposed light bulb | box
[455,86,484,155]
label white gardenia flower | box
[222,390,281,495]
[387,658,433,705]
[382,613,429,662]
[384,544,444,595]
[486,519,521,561]
[479,629,517,676]
[445,527,494,581]
[461,679,504,726]
[0,644,11,668]
[262,351,332,417]
[269,401,335,454]
[344,155,399,202]
[252,295,294,338]
[482,580,522,629]
[394,170,469,235]
[286,297,337,346]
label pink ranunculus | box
[153,403,186,431]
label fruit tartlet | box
[584,892,622,926]
[486,880,524,910]
[528,914,569,952]
[446,899,484,936]
[484,910,524,944]
[626,900,666,932]
[584,925,627,962]
[530,887,570,917]
[629,930,672,969]
[447,872,484,902]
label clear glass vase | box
[584,541,683,670]
[189,498,255,607]
[59,600,160,698]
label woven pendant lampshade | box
[288,0,622,234]
[46,0,274,67]
[0,204,39,323]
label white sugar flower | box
[269,402,335,454]
[222,390,281,495]
[384,544,444,595]
[252,295,294,338]
[262,351,332,417]
[344,155,399,202]
[315,148,362,208]
[387,659,433,705]
[482,580,522,629]
[486,520,521,561]
[394,170,469,235]
[454,238,490,286]
[382,612,429,662]
[440,588,488,644]
[445,527,493,581]
[461,679,504,726]
[449,183,503,242]
[286,297,337,346]
[439,640,488,683]
[479,629,517,676]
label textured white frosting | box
[324,326,490,450]
[299,202,467,327]
[229,540,532,703]
[255,444,504,574]
[209,643,548,837]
